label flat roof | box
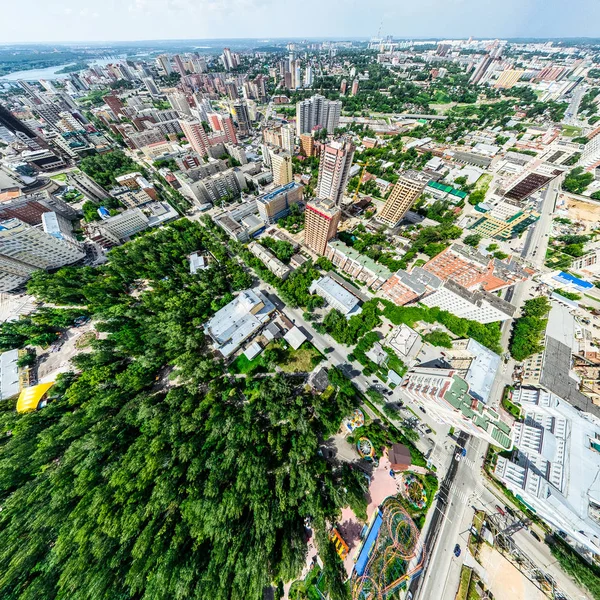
[328,239,392,279]
[464,339,500,404]
[284,326,307,350]
[0,349,19,400]
[311,276,360,313]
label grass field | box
[50,173,68,183]
[229,340,323,375]
[561,125,583,138]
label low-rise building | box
[380,267,442,306]
[309,275,362,317]
[325,239,392,290]
[495,387,600,556]
[213,200,265,242]
[248,242,291,280]
[203,289,275,357]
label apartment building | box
[316,139,355,206]
[304,198,341,256]
[378,170,429,227]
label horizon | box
[4,0,600,44]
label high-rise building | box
[263,123,294,154]
[295,94,342,136]
[0,218,85,271]
[173,55,187,77]
[268,149,293,186]
[340,79,347,95]
[232,102,251,137]
[304,66,314,87]
[143,77,160,97]
[179,120,210,156]
[378,171,429,227]
[316,139,355,206]
[168,92,192,117]
[155,55,172,76]
[304,198,341,256]
[225,82,239,100]
[494,69,524,89]
[300,133,315,157]
[351,78,359,96]
[469,54,494,85]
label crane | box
[352,160,375,202]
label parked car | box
[495,505,506,516]
[454,544,461,557]
[424,427,432,434]
[419,406,426,414]
[530,530,541,542]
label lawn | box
[501,397,522,420]
[456,566,473,600]
[50,173,68,183]
[278,342,323,373]
[562,125,583,138]
[228,340,323,375]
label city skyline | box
[4,0,600,44]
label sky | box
[3,0,600,44]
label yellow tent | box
[16,382,55,414]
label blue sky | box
[4,0,600,43]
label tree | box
[463,234,481,247]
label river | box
[0,58,120,82]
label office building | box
[295,94,342,136]
[256,182,303,224]
[378,170,429,227]
[268,149,293,186]
[316,139,355,206]
[0,218,85,272]
[495,387,600,556]
[304,198,341,256]
[204,289,275,357]
[85,208,149,246]
[179,120,210,156]
[402,365,512,449]
[103,93,126,119]
[168,92,192,117]
[0,255,38,292]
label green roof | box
[495,420,511,434]
[427,180,468,199]
[491,428,512,450]
[474,416,489,431]
[327,240,392,279]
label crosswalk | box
[442,480,488,505]
[461,457,475,469]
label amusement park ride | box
[351,498,424,600]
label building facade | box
[304,198,341,256]
[316,139,355,206]
[378,170,429,227]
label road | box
[498,178,561,354]
[563,84,587,127]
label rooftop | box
[203,289,274,358]
[328,239,392,279]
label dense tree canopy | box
[1,220,359,600]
